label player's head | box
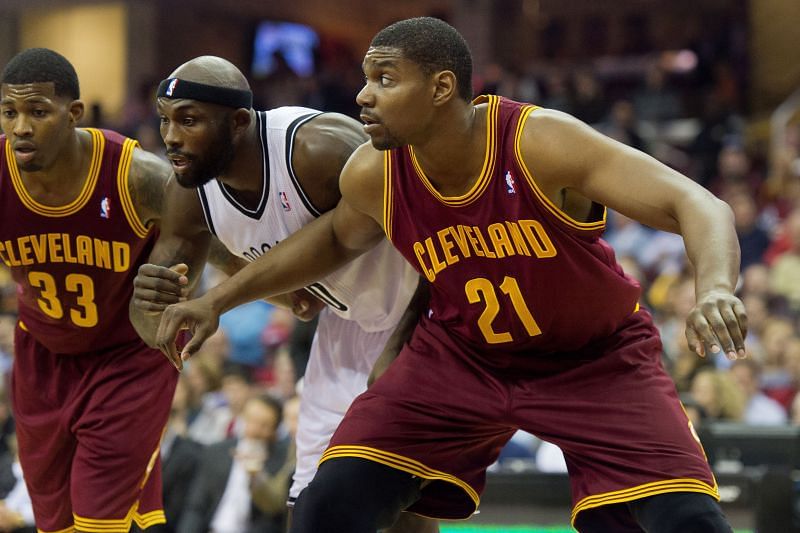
[357,17,473,150]
[156,55,253,188]
[1,48,84,172]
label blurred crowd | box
[0,35,799,531]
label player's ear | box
[230,108,251,141]
[432,70,456,107]
[68,99,84,125]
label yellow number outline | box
[27,271,98,327]
[465,276,541,344]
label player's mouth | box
[168,154,191,172]
[360,113,382,135]
[13,142,37,165]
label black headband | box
[157,77,253,109]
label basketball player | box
[0,48,176,532]
[154,18,747,533]
[129,56,437,533]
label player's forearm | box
[678,194,740,296]
[203,211,371,316]
[129,299,161,348]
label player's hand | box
[156,294,219,371]
[133,263,189,314]
[289,289,326,321]
[685,290,748,360]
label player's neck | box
[19,129,91,204]
[411,103,487,196]
[216,117,264,202]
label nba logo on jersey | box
[100,197,111,219]
[166,79,178,96]
[279,191,291,211]
[505,170,517,195]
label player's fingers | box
[169,263,190,285]
[156,339,182,372]
[132,297,170,314]
[685,327,705,357]
[180,324,213,361]
[132,287,182,305]
[686,309,721,357]
[138,263,183,282]
[719,305,746,359]
[133,274,185,297]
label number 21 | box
[465,276,541,344]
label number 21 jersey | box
[384,95,642,369]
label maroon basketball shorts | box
[12,323,177,533]
[322,309,717,525]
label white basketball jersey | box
[198,107,418,332]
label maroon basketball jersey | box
[385,95,642,369]
[0,129,156,353]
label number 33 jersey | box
[198,107,418,333]
[0,130,156,353]
[384,95,642,366]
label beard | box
[172,126,235,188]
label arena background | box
[1,1,800,532]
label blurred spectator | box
[768,209,800,311]
[740,262,772,299]
[757,317,796,409]
[725,189,772,270]
[188,363,254,445]
[249,395,301,517]
[178,395,290,533]
[728,359,787,425]
[600,100,646,152]
[0,436,34,532]
[219,300,276,370]
[632,66,683,122]
[540,71,572,113]
[264,348,297,403]
[603,211,655,272]
[689,368,746,422]
[687,94,744,187]
[570,70,607,125]
[708,140,763,199]
[162,377,203,531]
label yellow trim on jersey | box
[383,149,394,242]
[134,510,167,529]
[571,477,719,526]
[72,440,166,532]
[73,506,166,532]
[116,139,148,238]
[320,445,480,510]
[18,320,28,332]
[408,94,499,207]
[6,128,104,217]
[513,107,607,232]
[37,527,74,533]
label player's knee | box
[630,492,732,533]
[291,457,422,533]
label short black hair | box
[371,17,473,101]
[1,48,80,100]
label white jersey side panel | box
[198,107,418,332]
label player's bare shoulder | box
[292,112,368,213]
[126,147,172,229]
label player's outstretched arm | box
[155,143,387,367]
[129,174,213,354]
[519,108,746,360]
